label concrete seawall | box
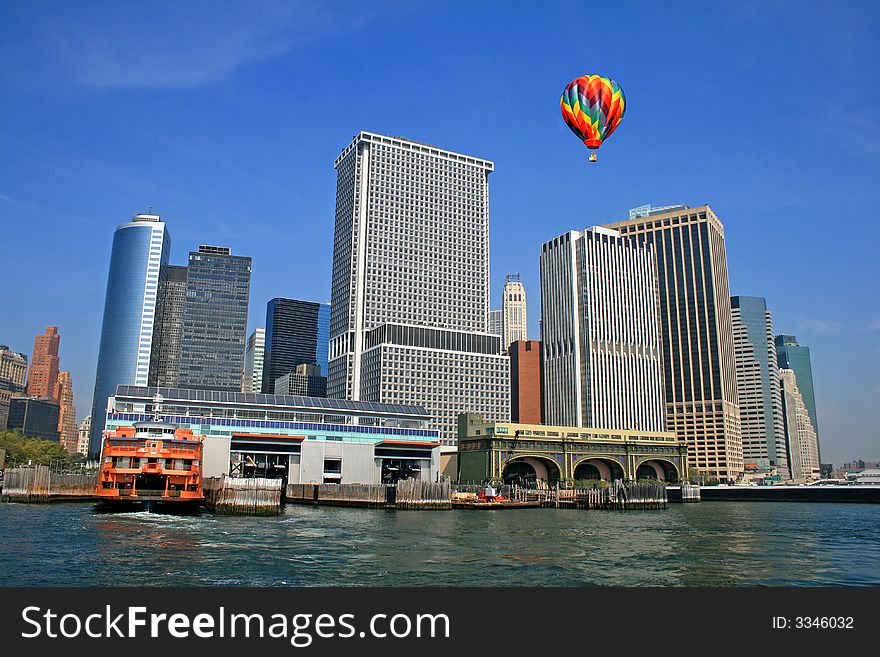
[694,485,880,503]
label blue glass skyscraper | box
[89,214,170,456]
[731,296,789,479]
[317,302,330,376]
[177,245,251,391]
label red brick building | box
[510,340,544,424]
[27,326,60,400]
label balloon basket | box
[589,153,597,163]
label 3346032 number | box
[795,617,853,629]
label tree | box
[0,429,75,468]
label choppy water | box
[0,502,877,586]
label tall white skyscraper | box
[501,273,527,352]
[540,226,665,431]
[779,368,820,480]
[328,131,510,445]
[242,327,265,393]
[731,296,789,479]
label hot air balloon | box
[560,74,626,163]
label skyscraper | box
[274,363,327,397]
[775,334,821,463]
[77,415,91,456]
[779,368,820,480]
[8,397,60,441]
[177,245,251,392]
[27,326,60,399]
[488,309,502,338]
[242,327,265,393]
[501,273,527,353]
[148,264,187,387]
[731,296,789,479]
[510,340,543,424]
[261,299,330,393]
[604,205,742,481]
[541,226,665,431]
[90,213,170,456]
[317,302,330,376]
[56,370,77,452]
[328,131,509,444]
[0,345,28,431]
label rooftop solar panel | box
[115,384,432,419]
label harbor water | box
[0,501,878,586]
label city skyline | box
[1,2,878,464]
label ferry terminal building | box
[457,414,689,485]
[104,386,441,485]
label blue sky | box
[1,1,877,465]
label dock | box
[665,484,702,503]
[204,475,283,515]
[452,500,543,509]
[285,480,452,510]
[452,480,668,510]
[696,484,880,503]
[0,466,98,503]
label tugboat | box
[95,421,205,512]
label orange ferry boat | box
[96,421,205,511]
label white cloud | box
[0,193,33,209]
[794,317,880,336]
[796,317,844,335]
[44,1,367,89]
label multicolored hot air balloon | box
[560,74,626,162]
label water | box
[0,502,877,586]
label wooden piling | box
[1,466,98,503]
[285,480,451,510]
[204,476,282,516]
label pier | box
[696,484,880,503]
[13,471,875,511]
[285,480,452,510]
[203,476,283,515]
[452,480,669,510]
[665,484,702,503]
[524,480,668,509]
[0,466,97,503]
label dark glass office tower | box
[178,245,251,391]
[775,334,821,462]
[261,298,330,393]
[604,205,742,482]
[9,397,61,441]
[148,264,187,387]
